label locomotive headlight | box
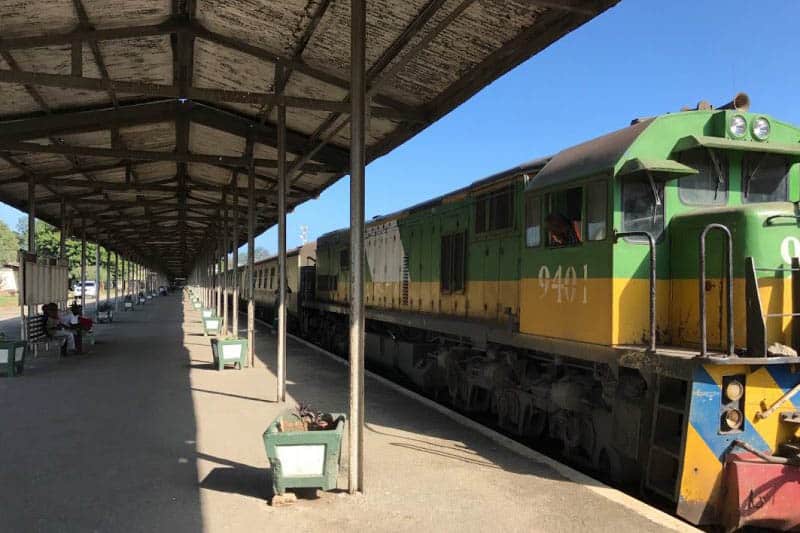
[724,408,744,430]
[725,380,744,401]
[752,117,771,140]
[729,115,747,138]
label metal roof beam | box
[0,140,335,171]
[0,100,178,141]
[189,103,348,169]
[0,69,418,121]
[0,20,187,50]
[531,1,601,16]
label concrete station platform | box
[0,293,695,532]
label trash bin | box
[263,412,346,496]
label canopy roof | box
[0,0,617,275]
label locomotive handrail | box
[765,214,800,225]
[699,224,734,357]
[613,230,656,352]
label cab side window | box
[622,177,665,241]
[545,187,582,247]
[742,153,789,203]
[585,181,608,241]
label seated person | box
[44,303,77,355]
[546,213,581,246]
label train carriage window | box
[269,267,276,289]
[475,186,514,234]
[678,149,728,205]
[524,194,542,247]
[622,177,665,241]
[340,249,350,271]
[742,153,789,203]
[440,232,465,293]
[545,187,582,247]
[586,181,608,241]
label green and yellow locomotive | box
[255,94,799,529]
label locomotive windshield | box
[742,153,790,203]
[621,177,664,240]
[678,149,728,206]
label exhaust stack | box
[718,92,750,112]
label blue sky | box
[2,0,798,257]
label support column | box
[80,224,87,311]
[247,138,256,367]
[349,0,367,495]
[121,257,126,304]
[277,90,288,402]
[114,252,119,311]
[222,189,229,335]
[215,233,222,318]
[26,176,36,337]
[105,249,111,305]
[59,199,66,260]
[232,181,240,338]
[95,242,100,318]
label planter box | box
[0,341,27,377]
[202,316,221,336]
[201,308,214,319]
[97,310,113,323]
[263,412,346,497]
[210,338,248,370]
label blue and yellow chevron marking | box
[677,363,800,524]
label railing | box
[614,231,657,352]
[746,257,800,357]
[699,224,734,357]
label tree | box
[0,220,19,264]
[254,247,270,261]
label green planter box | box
[201,308,214,319]
[0,340,27,377]
[210,338,248,370]
[263,412,346,496]
[202,316,222,336]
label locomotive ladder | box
[643,374,691,502]
[745,256,800,357]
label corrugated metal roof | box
[0,0,618,275]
